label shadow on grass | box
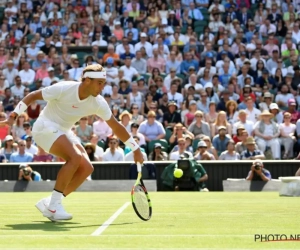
[4,221,142,232]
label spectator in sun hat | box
[194,140,215,160]
[163,101,182,129]
[259,92,273,111]
[240,137,265,160]
[269,103,283,124]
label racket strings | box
[134,185,149,218]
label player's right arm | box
[4,84,63,126]
[4,90,44,126]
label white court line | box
[0,234,254,237]
[90,202,130,236]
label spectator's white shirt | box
[25,144,38,155]
[155,26,174,35]
[271,67,287,77]
[197,66,217,77]
[102,149,124,161]
[48,11,62,20]
[2,68,18,85]
[169,33,188,44]
[152,44,170,55]
[130,132,146,146]
[245,108,261,124]
[292,28,300,40]
[119,65,138,81]
[68,67,83,81]
[169,151,193,160]
[102,85,112,96]
[11,85,25,98]
[167,92,184,107]
[134,41,153,57]
[26,47,40,58]
[208,21,225,33]
[0,79,9,93]
[42,76,59,87]
[233,120,254,136]
[18,69,35,85]
[275,93,294,106]
[105,66,118,84]
[164,75,180,92]
[184,83,203,91]
[92,40,108,46]
[5,6,17,14]
[95,145,104,159]
[215,60,235,71]
[250,57,267,71]
[208,4,225,12]
[116,44,135,55]
[199,33,214,42]
[259,24,276,36]
[125,150,148,161]
[93,120,112,141]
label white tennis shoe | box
[35,197,51,214]
[42,202,73,222]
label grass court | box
[0,192,298,249]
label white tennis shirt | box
[39,81,112,131]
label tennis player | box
[1,64,144,221]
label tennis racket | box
[131,162,152,221]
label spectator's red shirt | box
[0,125,9,140]
[283,110,300,124]
[239,93,256,103]
[74,6,85,12]
[232,135,241,144]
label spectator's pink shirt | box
[264,44,279,56]
[72,32,82,39]
[147,57,166,73]
[0,55,7,68]
[126,3,140,11]
[113,29,124,41]
[35,69,49,80]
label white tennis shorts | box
[32,119,80,153]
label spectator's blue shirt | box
[36,40,45,48]
[10,152,33,163]
[125,28,139,41]
[183,42,200,53]
[59,25,68,36]
[238,102,247,110]
[32,60,42,71]
[163,38,171,46]
[0,154,6,163]
[120,53,135,60]
[180,59,199,74]
[217,51,235,61]
[166,60,181,74]
[138,120,166,140]
[195,0,209,7]
[219,73,232,88]
[181,0,194,7]
[29,22,41,34]
[212,135,231,154]
[188,9,203,20]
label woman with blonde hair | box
[280,112,296,159]
[226,100,238,125]
[211,111,232,137]
[12,112,29,140]
[202,136,218,160]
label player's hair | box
[81,64,106,81]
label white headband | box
[83,71,106,79]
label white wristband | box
[13,101,28,116]
[124,136,140,151]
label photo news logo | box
[255,234,300,242]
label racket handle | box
[137,162,142,173]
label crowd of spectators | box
[1,0,300,163]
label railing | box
[0,161,298,191]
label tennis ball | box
[174,169,183,178]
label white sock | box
[48,190,63,209]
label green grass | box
[0,192,299,249]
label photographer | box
[246,160,271,182]
[18,164,42,181]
